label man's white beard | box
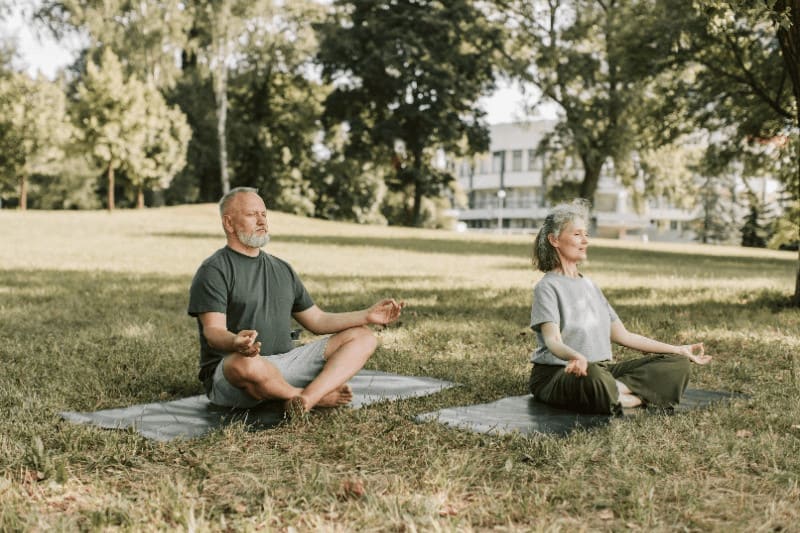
[238,231,270,248]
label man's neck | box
[226,239,261,257]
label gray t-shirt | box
[530,272,619,366]
[188,246,315,382]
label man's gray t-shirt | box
[188,246,314,383]
[530,272,619,366]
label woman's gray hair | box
[532,198,591,272]
[219,186,260,216]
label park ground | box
[0,205,798,531]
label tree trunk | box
[216,82,229,195]
[137,185,145,209]
[212,1,231,196]
[773,0,800,306]
[107,162,115,211]
[411,149,424,227]
[18,174,27,211]
[794,252,800,307]
[579,161,603,201]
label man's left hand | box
[367,299,404,325]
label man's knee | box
[223,354,269,385]
[327,326,377,357]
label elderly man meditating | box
[188,187,403,416]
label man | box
[188,187,403,415]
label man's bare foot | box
[619,392,643,408]
[284,395,310,420]
[316,384,353,408]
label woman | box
[529,199,711,415]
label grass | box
[0,204,798,531]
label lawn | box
[0,204,798,531]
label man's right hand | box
[233,330,261,357]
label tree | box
[500,0,691,202]
[73,49,146,210]
[190,0,268,196]
[227,0,326,215]
[311,124,390,224]
[316,0,505,226]
[661,0,799,304]
[692,173,739,245]
[0,71,73,210]
[741,191,769,247]
[37,0,191,89]
[126,84,192,208]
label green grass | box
[0,205,798,531]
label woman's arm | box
[610,321,711,364]
[539,322,589,376]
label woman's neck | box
[553,263,580,278]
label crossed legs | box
[530,355,691,415]
[220,326,377,413]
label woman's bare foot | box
[619,392,643,408]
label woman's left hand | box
[677,342,712,365]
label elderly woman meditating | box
[528,199,712,415]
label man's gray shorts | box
[208,337,329,408]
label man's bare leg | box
[223,354,303,401]
[287,326,377,414]
[616,379,643,408]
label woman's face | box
[549,218,589,265]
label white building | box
[453,122,697,241]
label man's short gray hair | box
[219,187,260,216]
[532,198,591,272]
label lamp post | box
[496,188,506,233]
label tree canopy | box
[316,0,505,226]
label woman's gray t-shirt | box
[530,272,619,366]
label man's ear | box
[222,214,233,234]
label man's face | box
[225,193,270,249]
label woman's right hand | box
[677,342,712,365]
[565,355,588,376]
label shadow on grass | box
[0,268,795,411]
[151,231,533,258]
[152,231,797,277]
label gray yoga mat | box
[61,370,455,442]
[415,389,743,436]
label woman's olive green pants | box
[529,354,691,415]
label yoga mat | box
[415,389,743,436]
[61,370,455,442]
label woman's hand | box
[565,355,588,376]
[676,342,712,365]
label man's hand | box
[676,342,711,365]
[565,355,588,377]
[233,329,261,357]
[366,299,404,326]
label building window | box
[479,156,488,174]
[511,150,522,172]
[492,151,504,174]
[670,220,679,231]
[527,149,539,171]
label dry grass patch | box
[0,205,797,530]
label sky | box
[0,4,552,125]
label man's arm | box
[293,299,403,335]
[198,312,261,357]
